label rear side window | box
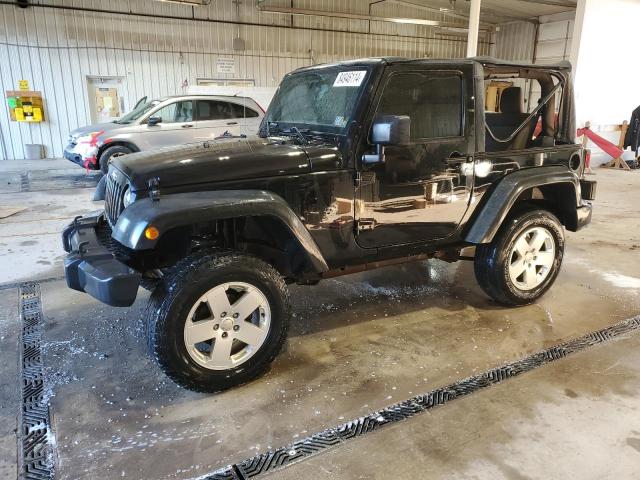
[196,100,260,120]
[376,72,463,140]
[196,100,234,120]
[230,103,260,118]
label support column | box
[466,0,482,57]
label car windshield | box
[116,100,160,124]
[265,67,370,134]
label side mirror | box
[147,116,162,126]
[363,115,411,165]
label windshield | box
[116,99,160,124]
[265,67,370,134]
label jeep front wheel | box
[145,252,290,392]
[474,209,564,306]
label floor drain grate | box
[18,283,55,480]
[204,315,640,479]
[20,172,30,192]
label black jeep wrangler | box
[63,57,596,392]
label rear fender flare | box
[112,190,329,273]
[464,166,581,244]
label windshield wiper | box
[266,122,309,144]
[286,126,309,144]
[266,121,276,136]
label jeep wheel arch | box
[112,190,329,275]
[464,166,582,244]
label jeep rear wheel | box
[474,209,564,306]
[145,252,290,392]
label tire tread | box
[144,250,290,392]
[474,209,564,306]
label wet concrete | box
[1,168,639,479]
[278,330,640,480]
[0,287,19,479]
[0,160,100,284]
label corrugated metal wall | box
[0,0,503,160]
[494,21,536,63]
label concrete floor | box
[0,162,639,479]
[0,158,100,284]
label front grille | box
[96,220,134,260]
[104,169,127,226]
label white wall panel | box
[536,13,574,65]
[494,21,536,63]
[0,0,503,160]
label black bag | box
[624,105,640,153]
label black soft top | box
[296,56,572,72]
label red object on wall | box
[577,127,623,160]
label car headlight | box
[123,188,135,208]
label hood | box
[70,122,122,138]
[113,135,321,191]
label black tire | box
[474,209,564,306]
[99,145,132,174]
[144,251,290,392]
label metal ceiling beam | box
[386,0,496,26]
[391,0,529,25]
[257,4,491,32]
[0,0,489,43]
[506,0,577,8]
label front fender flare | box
[93,175,107,201]
[464,166,582,244]
[112,190,329,273]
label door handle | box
[226,121,238,125]
[182,124,193,128]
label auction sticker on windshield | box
[333,71,367,87]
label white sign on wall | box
[216,58,236,74]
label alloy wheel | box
[507,226,556,291]
[183,282,271,370]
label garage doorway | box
[86,76,126,124]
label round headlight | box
[123,188,134,208]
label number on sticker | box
[333,71,367,87]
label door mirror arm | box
[362,144,386,165]
[361,115,411,166]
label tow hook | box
[148,177,160,201]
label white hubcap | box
[508,226,556,291]
[183,282,271,370]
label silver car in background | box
[64,95,264,173]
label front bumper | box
[64,145,99,170]
[62,212,140,307]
